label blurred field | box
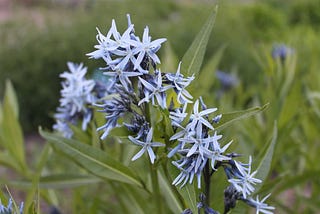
[2,0,318,132]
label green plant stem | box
[150,162,163,214]
[162,161,185,208]
[204,161,211,206]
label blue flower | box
[166,62,194,104]
[246,194,275,214]
[88,15,166,75]
[0,198,24,214]
[228,156,262,199]
[212,114,222,124]
[169,99,228,188]
[138,70,172,108]
[103,67,142,92]
[131,26,167,73]
[87,19,134,62]
[53,62,95,138]
[205,133,232,170]
[169,103,188,128]
[172,155,206,188]
[52,119,73,139]
[187,99,217,131]
[271,44,294,61]
[59,62,95,115]
[129,127,165,164]
[178,125,213,158]
[215,70,238,91]
[96,85,132,140]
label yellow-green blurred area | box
[0,0,319,132]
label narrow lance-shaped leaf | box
[216,103,269,132]
[253,122,278,194]
[198,46,226,86]
[191,45,226,97]
[178,183,198,213]
[162,42,179,72]
[4,175,101,189]
[1,87,26,171]
[39,129,145,188]
[110,183,145,214]
[181,5,218,77]
[158,171,184,213]
[0,152,22,173]
[4,80,19,118]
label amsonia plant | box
[43,7,275,214]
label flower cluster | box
[168,99,274,213]
[84,14,274,214]
[53,62,107,138]
[0,198,23,214]
[87,15,195,164]
[168,98,230,188]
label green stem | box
[204,161,211,206]
[150,162,163,214]
[162,161,185,208]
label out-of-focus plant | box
[0,193,24,214]
[0,81,41,213]
[220,38,320,213]
[41,7,276,214]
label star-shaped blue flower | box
[129,128,165,164]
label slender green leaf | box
[162,42,178,72]
[197,46,226,87]
[181,5,218,76]
[253,122,277,194]
[35,143,51,174]
[1,91,26,170]
[178,183,197,213]
[0,152,22,173]
[39,129,145,188]
[39,175,101,188]
[27,202,37,214]
[0,191,7,205]
[4,175,101,189]
[4,80,19,118]
[24,143,51,213]
[70,124,92,145]
[111,183,146,214]
[216,103,269,132]
[158,172,183,213]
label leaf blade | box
[216,103,269,132]
[181,5,218,77]
[39,129,145,188]
[254,122,278,193]
[158,171,183,213]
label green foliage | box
[181,5,218,76]
[39,129,145,188]
[289,0,320,27]
[1,0,320,213]
[0,81,26,174]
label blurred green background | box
[1,0,320,213]
[2,0,320,132]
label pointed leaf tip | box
[181,5,218,77]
